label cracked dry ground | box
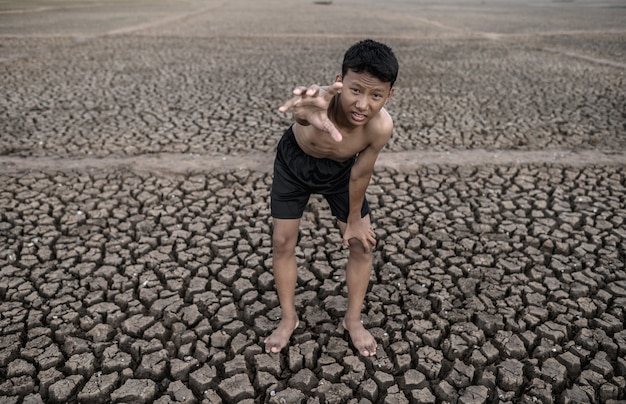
[1,161,625,403]
[1,1,626,401]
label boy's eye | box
[350,88,360,94]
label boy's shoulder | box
[366,107,394,144]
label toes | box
[360,345,377,357]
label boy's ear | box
[386,88,395,103]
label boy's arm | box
[343,130,391,252]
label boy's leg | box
[264,218,301,353]
[338,215,377,357]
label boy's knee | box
[272,232,296,255]
[347,240,374,259]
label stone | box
[121,314,155,337]
[62,336,92,356]
[64,352,96,378]
[525,378,553,404]
[168,380,197,403]
[497,359,524,393]
[493,331,527,360]
[399,369,427,390]
[268,388,306,404]
[314,381,353,403]
[86,323,116,343]
[35,344,64,370]
[7,359,36,378]
[254,371,278,392]
[458,385,490,404]
[144,322,168,341]
[224,355,247,379]
[170,357,198,381]
[179,304,203,328]
[321,363,344,382]
[384,390,409,404]
[37,367,63,398]
[560,385,592,403]
[556,351,581,377]
[0,375,35,397]
[416,346,443,379]
[77,372,119,404]
[254,353,282,375]
[101,345,132,373]
[359,379,379,402]
[372,371,395,390]
[135,349,169,380]
[589,351,614,378]
[288,346,304,373]
[343,355,365,374]
[476,311,505,337]
[48,375,84,403]
[288,368,318,391]
[110,379,157,403]
[0,338,21,367]
[535,321,568,344]
[434,380,458,402]
[446,359,475,389]
[217,374,254,401]
[325,337,349,361]
[21,393,45,404]
[540,358,568,392]
[408,387,436,404]
[442,333,471,360]
[189,364,217,395]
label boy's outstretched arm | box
[278,82,344,142]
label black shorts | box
[271,126,369,222]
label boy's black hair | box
[342,39,399,88]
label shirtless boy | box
[265,39,399,357]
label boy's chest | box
[308,133,368,162]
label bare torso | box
[293,124,366,162]
[293,98,392,163]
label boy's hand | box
[343,217,376,253]
[278,82,343,142]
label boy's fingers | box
[343,235,374,253]
[305,85,321,97]
[292,86,307,96]
[278,96,300,113]
[329,127,343,142]
[361,237,372,253]
[324,82,343,99]
[322,118,343,142]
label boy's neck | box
[329,94,357,134]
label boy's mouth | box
[352,112,367,122]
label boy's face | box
[335,69,394,126]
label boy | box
[265,39,398,357]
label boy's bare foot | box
[342,318,377,357]
[264,317,299,353]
